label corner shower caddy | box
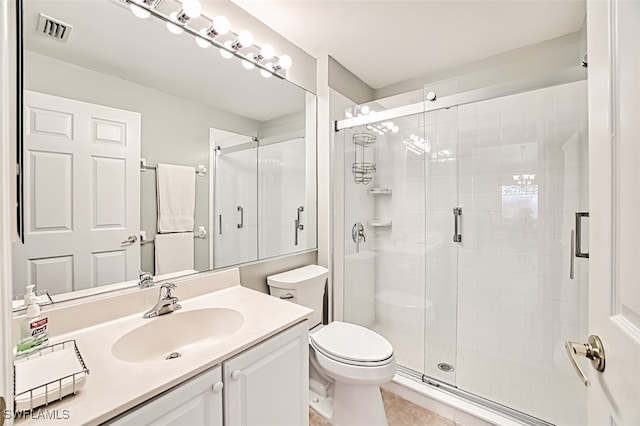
[352,132,376,184]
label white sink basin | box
[112,308,244,363]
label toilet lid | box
[310,321,393,364]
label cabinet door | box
[107,366,223,426]
[224,321,309,426]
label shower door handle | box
[294,219,299,246]
[294,206,304,246]
[575,212,589,258]
[452,207,462,243]
[237,206,244,229]
[219,215,222,235]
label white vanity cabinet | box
[224,320,309,426]
[107,366,224,426]
[106,320,309,426]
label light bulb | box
[360,105,370,115]
[260,44,275,60]
[213,16,230,35]
[196,29,210,48]
[345,111,353,118]
[182,0,202,18]
[260,68,272,78]
[166,13,184,34]
[278,54,292,70]
[392,125,400,133]
[130,3,151,19]
[220,40,234,59]
[242,58,255,70]
[239,30,253,47]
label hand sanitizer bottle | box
[16,285,49,355]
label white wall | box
[374,31,586,101]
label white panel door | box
[584,1,640,425]
[224,321,309,426]
[12,91,140,295]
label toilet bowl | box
[267,265,397,426]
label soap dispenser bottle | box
[16,285,49,355]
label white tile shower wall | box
[372,113,427,374]
[343,131,377,327]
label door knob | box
[231,370,242,381]
[565,335,605,386]
[121,235,138,244]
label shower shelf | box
[367,219,392,228]
[369,188,392,195]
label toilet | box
[267,265,397,426]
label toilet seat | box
[310,321,394,367]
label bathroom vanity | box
[13,269,312,426]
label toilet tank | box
[267,265,328,328]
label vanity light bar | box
[122,0,290,79]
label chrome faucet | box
[139,270,154,288]
[352,222,366,253]
[143,282,181,319]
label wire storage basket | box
[14,340,89,412]
[352,132,376,185]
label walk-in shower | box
[336,80,588,425]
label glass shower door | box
[258,138,307,259]
[453,82,588,425]
[214,145,258,268]
[423,107,459,385]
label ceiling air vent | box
[37,13,72,42]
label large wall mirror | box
[12,0,317,304]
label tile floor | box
[309,389,459,426]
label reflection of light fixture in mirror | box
[166,0,201,34]
[231,30,253,50]
[166,13,184,34]
[242,57,255,70]
[196,15,231,48]
[176,0,202,22]
[272,55,292,71]
[129,0,156,19]
[220,40,234,59]
[252,44,275,62]
[260,68,272,78]
[122,0,291,78]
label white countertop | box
[14,282,312,425]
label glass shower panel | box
[342,113,427,375]
[214,147,258,268]
[257,138,307,258]
[423,107,459,385]
[454,81,588,425]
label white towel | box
[157,163,196,233]
[154,232,194,275]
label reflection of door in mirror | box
[213,131,258,268]
[12,91,141,296]
[258,138,306,258]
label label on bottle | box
[30,317,48,337]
